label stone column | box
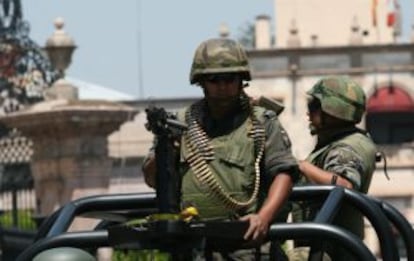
[0,100,137,218]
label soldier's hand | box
[240,213,268,242]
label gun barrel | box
[166,118,188,131]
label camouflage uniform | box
[292,76,377,261]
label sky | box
[22,0,413,100]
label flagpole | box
[372,0,380,44]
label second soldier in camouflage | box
[290,76,377,261]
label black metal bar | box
[34,207,62,241]
[16,230,109,261]
[268,223,376,261]
[310,187,345,261]
[45,203,76,238]
[46,192,156,238]
[344,189,399,261]
[291,186,399,261]
[371,197,414,261]
[12,187,18,227]
[313,187,345,223]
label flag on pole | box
[387,0,402,36]
[386,0,400,27]
[393,0,402,36]
[387,0,395,27]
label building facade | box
[274,0,401,47]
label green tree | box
[237,21,255,49]
[237,20,276,49]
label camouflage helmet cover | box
[307,76,366,123]
[190,38,251,84]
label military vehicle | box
[16,107,414,261]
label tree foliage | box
[237,21,256,49]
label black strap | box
[331,174,338,185]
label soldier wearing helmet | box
[290,76,377,261]
[143,38,298,260]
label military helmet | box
[189,38,251,84]
[307,76,366,123]
[33,247,96,261]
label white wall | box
[274,0,395,47]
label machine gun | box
[111,106,252,257]
[144,105,187,214]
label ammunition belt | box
[184,100,265,211]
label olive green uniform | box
[177,99,298,260]
[179,99,298,219]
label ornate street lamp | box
[0,0,58,112]
[44,17,77,79]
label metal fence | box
[0,163,36,228]
[0,188,37,230]
[0,163,38,261]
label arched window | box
[366,86,414,144]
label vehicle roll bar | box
[371,197,414,260]
[17,186,412,261]
[291,186,399,261]
[17,223,375,261]
[268,223,376,261]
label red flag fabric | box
[387,12,395,27]
[386,0,399,27]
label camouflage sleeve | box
[262,111,299,181]
[323,144,364,190]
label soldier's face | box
[307,97,322,135]
[201,74,242,117]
